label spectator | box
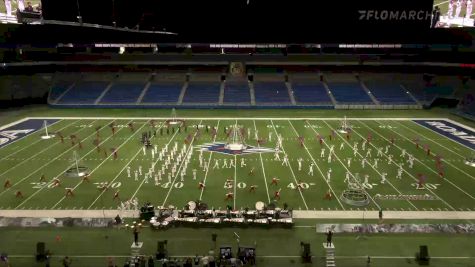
[62,256,72,267]
[147,256,154,267]
[24,1,34,12]
[35,2,41,13]
[193,255,200,266]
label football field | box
[1,116,475,219]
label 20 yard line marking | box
[13,120,116,208]
[51,120,138,209]
[270,120,309,210]
[288,120,345,210]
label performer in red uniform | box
[4,179,11,189]
[249,185,257,193]
[15,190,24,198]
[198,181,205,190]
[65,188,74,197]
[274,189,281,200]
[113,191,120,201]
[271,177,279,185]
[225,192,234,200]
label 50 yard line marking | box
[199,120,220,201]
[369,120,475,200]
[161,120,203,207]
[14,120,116,208]
[252,120,270,203]
[288,121,345,210]
[51,120,139,209]
[0,120,99,198]
[0,119,73,160]
[270,120,309,210]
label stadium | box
[1,0,475,266]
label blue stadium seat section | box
[291,82,331,104]
[223,82,250,104]
[183,82,220,103]
[405,84,453,103]
[327,82,373,103]
[254,82,290,104]
[365,82,415,104]
[49,81,73,102]
[58,81,109,104]
[141,82,183,104]
[100,82,145,104]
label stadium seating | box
[58,81,109,104]
[364,82,415,104]
[183,82,220,104]
[327,82,373,104]
[141,82,183,104]
[254,82,291,104]
[49,81,73,102]
[100,82,145,104]
[291,81,332,104]
[223,81,251,104]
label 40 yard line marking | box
[199,120,220,201]
[128,122,181,201]
[288,120,345,210]
[252,120,270,203]
[50,120,138,209]
[270,120,309,210]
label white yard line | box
[87,121,154,209]
[303,121,381,210]
[128,123,180,202]
[252,120,271,203]
[320,120,419,210]
[14,120,119,208]
[370,120,475,200]
[50,120,138,209]
[288,120,345,210]
[434,0,450,6]
[0,119,72,159]
[233,120,238,209]
[0,120,99,197]
[270,120,309,210]
[161,120,203,206]
[357,120,471,209]
[0,120,82,177]
[199,120,220,201]
[401,121,475,182]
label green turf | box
[0,227,474,267]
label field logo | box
[197,142,275,155]
[413,120,475,150]
[0,119,59,148]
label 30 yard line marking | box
[304,121,381,210]
[270,120,309,210]
[321,120,418,210]
[252,120,271,203]
[288,120,345,210]
[0,120,100,197]
[50,120,139,209]
[0,120,84,177]
[356,120,463,212]
[14,120,118,208]
[161,120,203,207]
[0,119,73,161]
[87,121,158,209]
[371,120,475,200]
[199,120,220,201]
